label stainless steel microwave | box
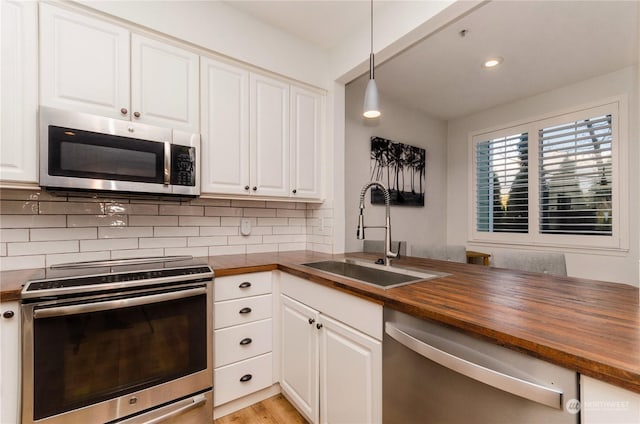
[39,107,200,197]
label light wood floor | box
[214,394,308,424]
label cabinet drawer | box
[214,294,272,329]
[214,319,272,367]
[214,272,272,301]
[214,353,273,407]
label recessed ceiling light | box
[483,57,503,68]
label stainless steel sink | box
[301,259,447,289]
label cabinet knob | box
[240,374,252,383]
[120,107,128,115]
[238,282,251,289]
[133,111,141,118]
[252,186,257,191]
[244,185,250,191]
[316,323,323,330]
[292,189,297,194]
[2,310,15,319]
[308,318,315,325]
[239,337,252,346]
[239,307,252,314]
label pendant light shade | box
[363,0,380,119]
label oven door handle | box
[33,287,206,319]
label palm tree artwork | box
[369,136,425,206]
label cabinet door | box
[280,295,319,424]
[1,0,38,184]
[250,74,290,197]
[39,3,130,119]
[131,34,199,132]
[319,314,382,424]
[581,375,640,423]
[290,86,323,199]
[200,57,250,195]
[0,302,21,424]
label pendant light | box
[363,0,381,119]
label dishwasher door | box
[383,308,579,424]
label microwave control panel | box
[171,145,196,186]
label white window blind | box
[538,115,612,235]
[476,133,529,233]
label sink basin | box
[301,259,447,289]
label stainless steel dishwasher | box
[383,308,579,423]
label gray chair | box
[490,251,567,276]
[410,244,467,263]
[363,240,407,257]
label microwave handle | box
[164,142,171,185]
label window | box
[471,100,626,250]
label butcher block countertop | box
[2,250,639,394]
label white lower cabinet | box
[213,272,274,408]
[0,302,21,424]
[279,273,382,424]
[581,375,640,424]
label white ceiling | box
[225,0,639,120]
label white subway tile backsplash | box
[228,235,263,245]
[204,207,243,217]
[164,247,208,257]
[9,240,78,256]
[31,227,97,241]
[110,248,164,260]
[0,229,29,242]
[1,215,66,229]
[154,227,199,237]
[199,226,238,236]
[187,236,227,247]
[129,215,177,227]
[178,216,221,227]
[47,251,110,267]
[39,201,103,215]
[139,237,186,249]
[0,189,333,271]
[0,255,46,271]
[0,201,38,214]
[208,245,246,256]
[67,215,127,227]
[243,208,277,218]
[81,238,138,252]
[159,205,203,216]
[99,227,153,239]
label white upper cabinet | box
[39,3,130,120]
[250,74,290,197]
[1,0,38,184]
[290,86,323,199]
[200,57,250,195]
[131,35,199,132]
[40,4,199,132]
[200,57,323,200]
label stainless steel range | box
[20,256,214,424]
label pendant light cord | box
[369,0,375,80]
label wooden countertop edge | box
[2,252,639,394]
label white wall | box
[344,76,448,253]
[446,66,639,285]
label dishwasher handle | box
[385,322,563,410]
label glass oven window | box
[32,292,207,420]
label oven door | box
[21,284,213,424]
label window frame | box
[468,97,628,251]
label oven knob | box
[129,396,137,405]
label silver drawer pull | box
[239,307,252,314]
[239,337,252,346]
[240,374,252,383]
[239,282,251,289]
